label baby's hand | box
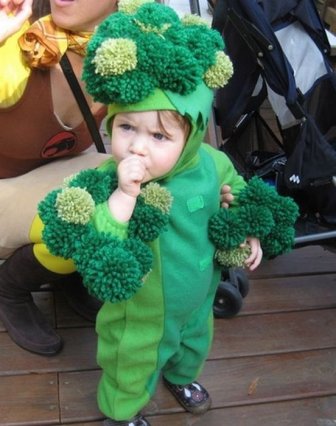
[0,0,32,42]
[117,155,146,198]
[243,237,263,271]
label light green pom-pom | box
[118,0,154,14]
[92,38,137,76]
[204,51,233,88]
[56,187,95,225]
[140,182,173,214]
[63,173,78,187]
[215,245,251,268]
[181,14,210,27]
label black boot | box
[0,244,63,356]
[56,272,102,322]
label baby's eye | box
[120,123,133,131]
[153,132,166,141]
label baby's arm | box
[0,0,32,42]
[108,156,146,222]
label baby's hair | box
[157,110,190,141]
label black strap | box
[60,54,106,153]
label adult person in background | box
[0,0,118,356]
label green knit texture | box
[215,245,251,268]
[38,168,171,303]
[82,0,232,105]
[209,177,299,266]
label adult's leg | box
[0,244,62,355]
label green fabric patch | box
[187,195,205,213]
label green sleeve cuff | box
[92,202,128,239]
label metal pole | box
[294,230,336,246]
[189,0,201,15]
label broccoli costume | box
[35,0,299,420]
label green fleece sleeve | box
[201,143,246,202]
[92,202,128,240]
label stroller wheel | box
[228,267,250,298]
[213,280,243,319]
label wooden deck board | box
[0,373,59,425]
[0,244,335,425]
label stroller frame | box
[212,0,336,248]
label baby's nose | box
[130,137,147,155]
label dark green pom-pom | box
[123,237,153,276]
[208,208,246,250]
[68,169,116,204]
[129,202,168,242]
[78,244,143,303]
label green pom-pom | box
[215,245,251,268]
[209,208,247,250]
[237,204,274,239]
[238,177,278,207]
[123,237,153,276]
[237,177,299,257]
[78,244,143,303]
[39,167,171,304]
[135,20,171,36]
[118,0,154,14]
[83,2,228,105]
[68,168,116,204]
[38,189,60,225]
[181,14,210,28]
[63,173,78,187]
[140,182,173,214]
[56,187,95,225]
[261,226,296,258]
[271,195,299,227]
[41,221,86,259]
[204,51,233,88]
[129,202,169,242]
[93,38,137,76]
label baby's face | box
[111,111,186,183]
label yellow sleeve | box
[0,20,31,108]
[29,214,76,274]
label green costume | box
[36,0,299,421]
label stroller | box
[211,0,336,241]
[206,0,336,317]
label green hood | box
[106,83,214,180]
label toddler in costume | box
[36,0,299,424]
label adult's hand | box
[0,0,32,42]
